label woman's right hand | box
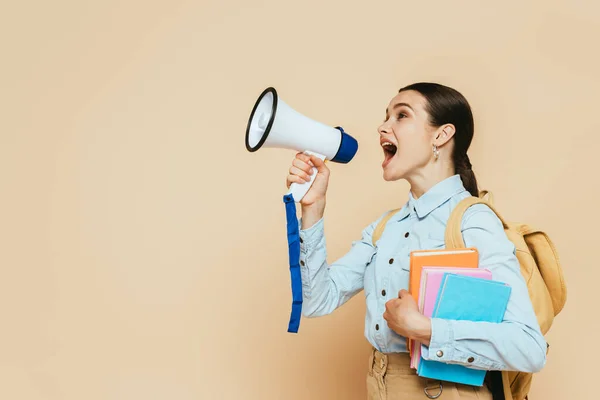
[286,152,330,209]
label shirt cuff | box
[421,319,500,370]
[421,318,455,362]
[299,217,324,250]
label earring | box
[432,145,439,160]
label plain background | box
[1,0,598,398]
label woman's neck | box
[406,160,455,199]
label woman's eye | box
[383,113,406,123]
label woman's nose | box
[378,123,389,135]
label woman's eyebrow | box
[385,102,414,118]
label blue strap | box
[283,193,302,333]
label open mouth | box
[382,142,397,166]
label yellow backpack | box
[372,190,567,400]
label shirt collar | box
[397,174,467,220]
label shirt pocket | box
[419,232,446,250]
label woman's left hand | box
[383,289,432,346]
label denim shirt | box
[298,174,547,373]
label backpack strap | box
[371,208,401,246]
[444,195,509,249]
[479,190,494,205]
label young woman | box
[286,82,546,399]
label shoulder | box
[445,191,504,232]
[461,202,504,233]
[457,200,514,253]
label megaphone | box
[245,87,358,202]
[245,87,359,334]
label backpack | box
[371,190,567,400]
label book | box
[407,248,478,357]
[416,273,511,386]
[410,267,492,369]
[409,247,479,303]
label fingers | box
[295,151,313,163]
[286,173,305,189]
[286,152,330,189]
[309,154,328,173]
[385,298,398,312]
[289,165,312,182]
[398,289,409,299]
[292,157,314,176]
[383,311,400,334]
[294,152,329,176]
[286,153,314,188]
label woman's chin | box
[382,167,398,181]
[382,162,406,182]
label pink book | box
[410,267,492,369]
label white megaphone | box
[245,87,358,202]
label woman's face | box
[378,90,437,181]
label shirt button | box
[388,258,394,264]
[468,357,474,363]
[436,350,443,357]
[375,324,379,330]
[382,289,386,296]
[300,237,303,244]
[404,232,409,238]
[300,260,305,266]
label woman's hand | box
[383,289,432,346]
[286,152,330,205]
[286,152,330,229]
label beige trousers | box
[367,348,493,400]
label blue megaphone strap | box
[283,193,302,333]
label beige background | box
[1,0,598,399]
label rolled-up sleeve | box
[298,215,381,318]
[421,204,547,373]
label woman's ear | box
[433,124,456,148]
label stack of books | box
[407,247,511,386]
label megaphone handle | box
[287,151,326,202]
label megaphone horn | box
[245,87,358,202]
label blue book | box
[417,273,511,386]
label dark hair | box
[398,82,479,197]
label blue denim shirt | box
[298,175,546,372]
